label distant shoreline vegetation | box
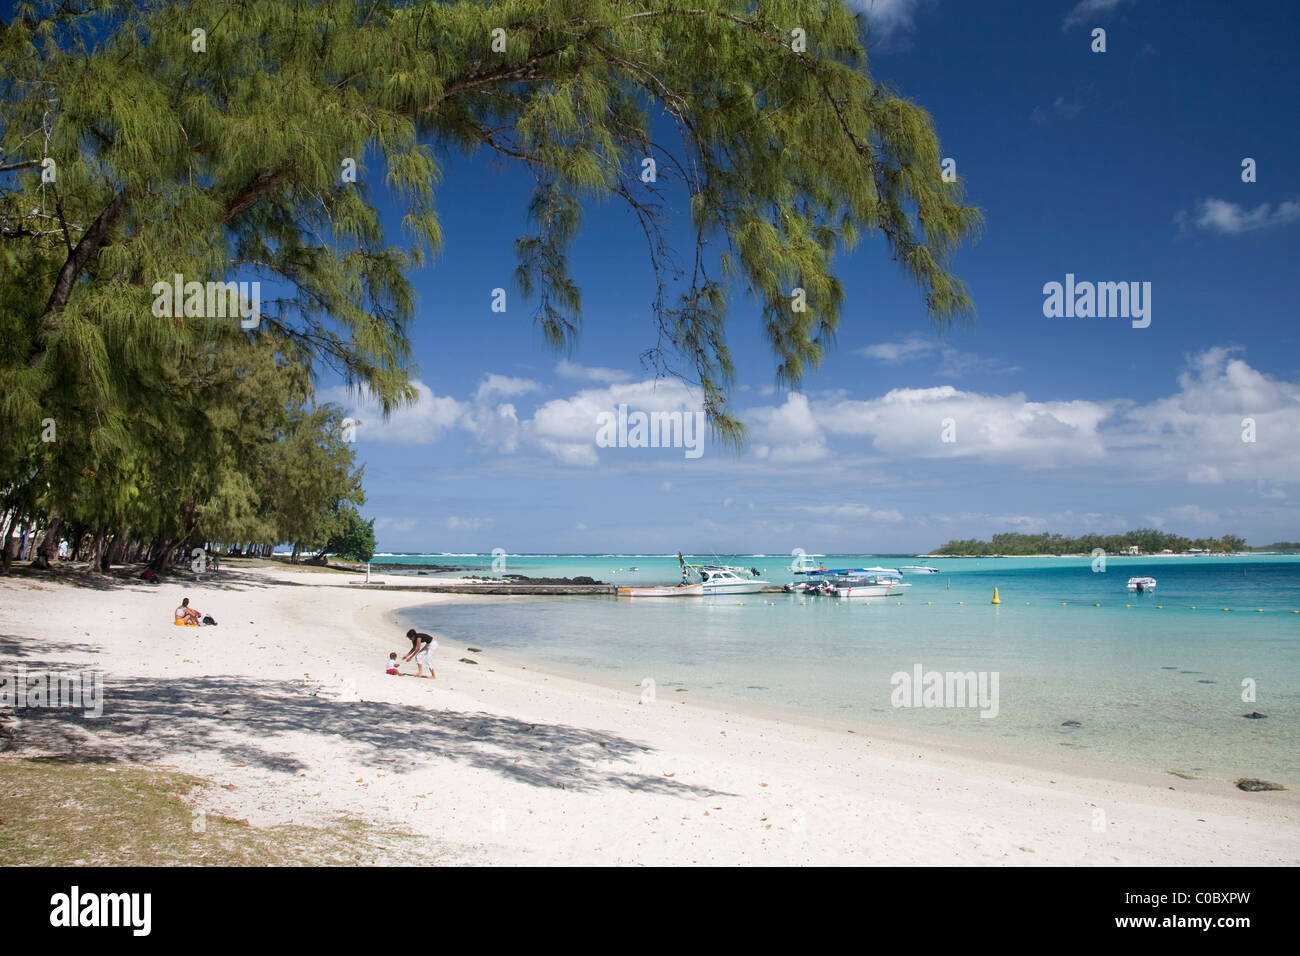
[931,531,1248,557]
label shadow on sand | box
[7,673,731,798]
[2,563,346,592]
[0,633,102,658]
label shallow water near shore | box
[395,554,1300,787]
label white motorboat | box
[827,573,912,599]
[689,565,769,594]
[791,567,911,599]
[899,565,940,574]
[790,553,829,576]
[1126,576,1157,593]
[618,582,704,597]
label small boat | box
[899,565,940,574]
[1126,576,1157,593]
[792,567,911,599]
[617,583,704,597]
[826,572,912,599]
[688,565,769,594]
[791,553,829,576]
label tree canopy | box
[932,531,1249,557]
[1,0,978,569]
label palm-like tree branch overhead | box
[1,1,977,566]
[2,0,978,442]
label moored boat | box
[826,573,912,599]
[1127,576,1157,593]
[689,565,769,594]
[790,553,829,576]
[617,582,705,597]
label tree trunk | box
[31,514,61,569]
[147,535,178,574]
[0,515,17,574]
[6,523,27,569]
[84,529,107,572]
[105,531,130,570]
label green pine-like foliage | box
[1,0,978,569]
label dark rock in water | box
[467,647,482,653]
[1196,679,1216,684]
[1242,712,1268,719]
[1236,778,1286,792]
[1179,670,1202,674]
[1161,666,1179,670]
[417,571,428,575]
[1061,720,1083,728]
[458,657,479,665]
[496,574,605,585]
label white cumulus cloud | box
[318,379,465,445]
[1063,0,1131,31]
[1176,197,1300,235]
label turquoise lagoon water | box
[386,554,1300,786]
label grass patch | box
[0,757,439,866]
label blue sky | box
[305,2,1296,551]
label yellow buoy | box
[991,588,1001,605]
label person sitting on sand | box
[386,652,401,676]
[174,597,202,626]
[403,628,437,679]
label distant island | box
[931,530,1247,557]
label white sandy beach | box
[3,565,1298,866]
